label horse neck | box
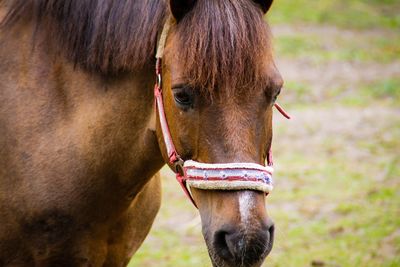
[0,20,164,195]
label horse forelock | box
[0,0,167,74]
[169,0,272,98]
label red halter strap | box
[155,58,194,205]
[155,59,184,171]
[274,103,291,119]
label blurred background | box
[129,0,399,266]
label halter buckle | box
[156,73,162,87]
[173,157,185,176]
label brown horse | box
[0,0,284,266]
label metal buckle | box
[156,73,162,87]
[173,157,185,176]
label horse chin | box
[209,256,266,267]
[207,242,272,267]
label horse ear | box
[253,0,273,13]
[169,0,197,21]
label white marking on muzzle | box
[239,191,255,225]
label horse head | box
[155,0,283,266]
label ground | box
[128,1,400,266]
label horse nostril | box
[214,228,246,261]
[225,231,245,259]
[268,223,275,236]
[266,222,275,254]
[213,229,234,260]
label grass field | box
[129,1,400,266]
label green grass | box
[274,33,400,64]
[267,128,400,266]
[367,79,400,101]
[268,0,400,29]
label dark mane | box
[1,0,272,92]
[0,0,167,74]
[170,0,271,96]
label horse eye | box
[173,86,194,110]
[271,87,281,103]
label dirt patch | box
[277,59,400,90]
[274,106,400,161]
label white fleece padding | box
[184,160,274,173]
[185,167,272,182]
[186,180,273,193]
[182,160,274,193]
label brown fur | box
[0,7,164,264]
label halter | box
[154,18,290,207]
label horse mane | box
[171,0,272,96]
[1,0,272,95]
[0,0,167,74]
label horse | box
[0,0,285,266]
